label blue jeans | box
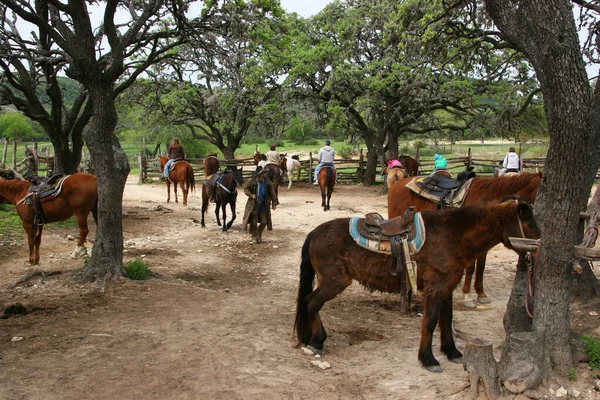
[164,159,175,178]
[314,162,335,182]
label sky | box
[279,0,331,17]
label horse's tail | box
[294,230,317,347]
[187,164,195,193]
[92,198,98,225]
[326,167,335,190]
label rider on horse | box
[163,137,185,180]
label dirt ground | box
[1,177,599,399]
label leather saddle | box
[25,174,67,225]
[356,207,416,242]
[415,166,475,209]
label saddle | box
[24,175,69,225]
[354,207,418,312]
[408,167,475,209]
[168,159,184,171]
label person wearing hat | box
[430,153,448,176]
[313,139,336,185]
[242,166,279,244]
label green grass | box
[124,258,152,280]
[0,204,23,237]
[582,335,600,372]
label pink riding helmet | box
[387,159,403,168]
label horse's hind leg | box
[474,253,490,304]
[221,203,228,232]
[70,212,90,259]
[181,182,188,206]
[201,185,209,227]
[321,189,326,210]
[166,182,171,203]
[439,293,462,363]
[304,284,348,353]
[174,182,179,203]
[462,261,477,308]
[214,201,222,226]
[326,189,332,211]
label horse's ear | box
[517,201,534,221]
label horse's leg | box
[215,200,222,226]
[304,283,350,353]
[288,170,293,189]
[166,181,171,203]
[419,290,444,372]
[327,187,332,211]
[321,187,326,210]
[70,212,90,259]
[226,200,236,230]
[181,181,188,206]
[439,293,462,363]
[462,261,477,308]
[173,180,179,203]
[201,186,208,228]
[474,253,491,304]
[221,202,228,232]
[33,224,43,265]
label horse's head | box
[253,152,261,166]
[499,196,540,249]
[233,167,244,187]
[279,154,288,172]
[159,156,168,171]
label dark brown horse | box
[201,167,243,232]
[294,198,539,372]
[0,174,98,264]
[159,156,195,206]
[388,172,541,305]
[204,152,220,177]
[317,166,336,211]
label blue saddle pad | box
[349,213,426,255]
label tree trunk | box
[80,89,128,282]
[485,0,600,385]
[221,146,235,161]
[503,255,533,341]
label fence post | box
[468,148,472,167]
[33,142,39,173]
[358,148,364,182]
[309,152,313,183]
[12,140,17,169]
[138,151,144,184]
[1,139,8,168]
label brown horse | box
[399,156,420,176]
[294,197,539,372]
[388,172,541,305]
[0,174,98,264]
[381,165,408,188]
[317,166,336,211]
[204,153,220,177]
[201,167,243,232]
[159,156,195,206]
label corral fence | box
[138,147,551,185]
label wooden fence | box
[138,148,550,184]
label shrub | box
[568,367,576,381]
[124,258,152,280]
[337,145,357,158]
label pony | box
[204,152,220,177]
[387,172,541,305]
[317,166,336,211]
[286,155,302,188]
[0,174,98,264]
[159,156,195,206]
[294,197,540,372]
[201,167,244,232]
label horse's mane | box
[471,172,541,197]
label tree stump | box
[463,338,503,399]
[499,332,544,394]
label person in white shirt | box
[502,146,520,173]
[313,139,336,185]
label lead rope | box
[525,243,540,318]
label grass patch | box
[124,258,152,280]
[582,335,600,372]
[0,204,23,241]
[48,217,78,229]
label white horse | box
[286,155,302,188]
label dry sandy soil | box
[1,177,599,399]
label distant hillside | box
[35,76,82,107]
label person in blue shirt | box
[431,153,448,176]
[242,166,279,244]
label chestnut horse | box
[388,172,541,305]
[294,197,539,372]
[204,153,220,177]
[399,156,420,176]
[159,156,195,206]
[0,174,98,264]
[317,166,336,211]
[201,167,244,232]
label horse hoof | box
[463,300,477,308]
[476,296,491,304]
[449,357,463,364]
[306,345,324,356]
[424,365,443,373]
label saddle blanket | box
[405,177,473,208]
[349,213,426,255]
